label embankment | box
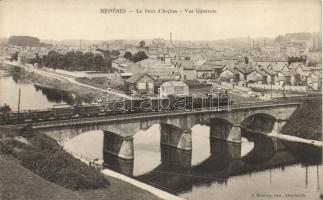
[0,132,163,200]
[281,97,322,141]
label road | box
[2,61,131,99]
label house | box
[280,69,300,86]
[159,81,189,97]
[307,71,322,90]
[267,62,289,73]
[259,67,276,84]
[234,65,251,81]
[177,60,196,80]
[112,58,136,73]
[220,65,238,82]
[275,72,286,86]
[199,60,224,77]
[138,60,178,80]
[293,63,311,82]
[288,62,303,70]
[125,73,155,95]
[196,65,214,79]
[246,70,267,84]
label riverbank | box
[25,71,100,102]
[2,61,130,102]
[0,133,163,200]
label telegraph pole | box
[17,88,21,123]
[271,68,273,99]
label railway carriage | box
[52,104,74,118]
[0,93,234,124]
[74,104,102,117]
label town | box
[0,18,322,200]
[0,0,322,199]
[0,32,321,101]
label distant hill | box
[8,36,52,47]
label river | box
[0,65,321,200]
[0,65,86,111]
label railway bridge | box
[0,102,301,160]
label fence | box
[248,83,307,92]
[220,82,251,92]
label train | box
[0,94,233,124]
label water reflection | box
[102,129,322,199]
[0,66,88,110]
[34,85,75,104]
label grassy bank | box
[0,133,163,200]
[76,77,127,94]
[25,71,100,102]
[281,97,322,140]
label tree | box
[287,56,307,65]
[97,49,113,72]
[131,51,148,63]
[274,35,285,43]
[139,41,145,48]
[10,52,19,61]
[111,50,120,57]
[37,50,108,72]
[0,104,11,112]
[124,51,133,60]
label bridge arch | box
[241,113,277,134]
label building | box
[196,65,214,79]
[246,70,266,84]
[125,73,155,95]
[275,72,286,86]
[17,52,36,64]
[259,67,276,84]
[198,59,224,77]
[137,58,179,80]
[307,71,322,90]
[159,81,189,97]
[112,58,136,73]
[234,65,251,81]
[177,60,196,80]
[220,65,239,82]
[292,63,311,82]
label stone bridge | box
[0,102,301,160]
[107,134,300,195]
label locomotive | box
[0,94,233,124]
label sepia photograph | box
[0,0,322,199]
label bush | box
[15,133,109,190]
[0,143,14,154]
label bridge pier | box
[160,124,192,151]
[160,144,192,169]
[210,138,241,160]
[272,119,287,133]
[210,119,242,143]
[103,131,134,160]
[103,152,134,176]
[227,124,242,143]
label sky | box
[0,0,321,41]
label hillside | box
[281,98,322,140]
